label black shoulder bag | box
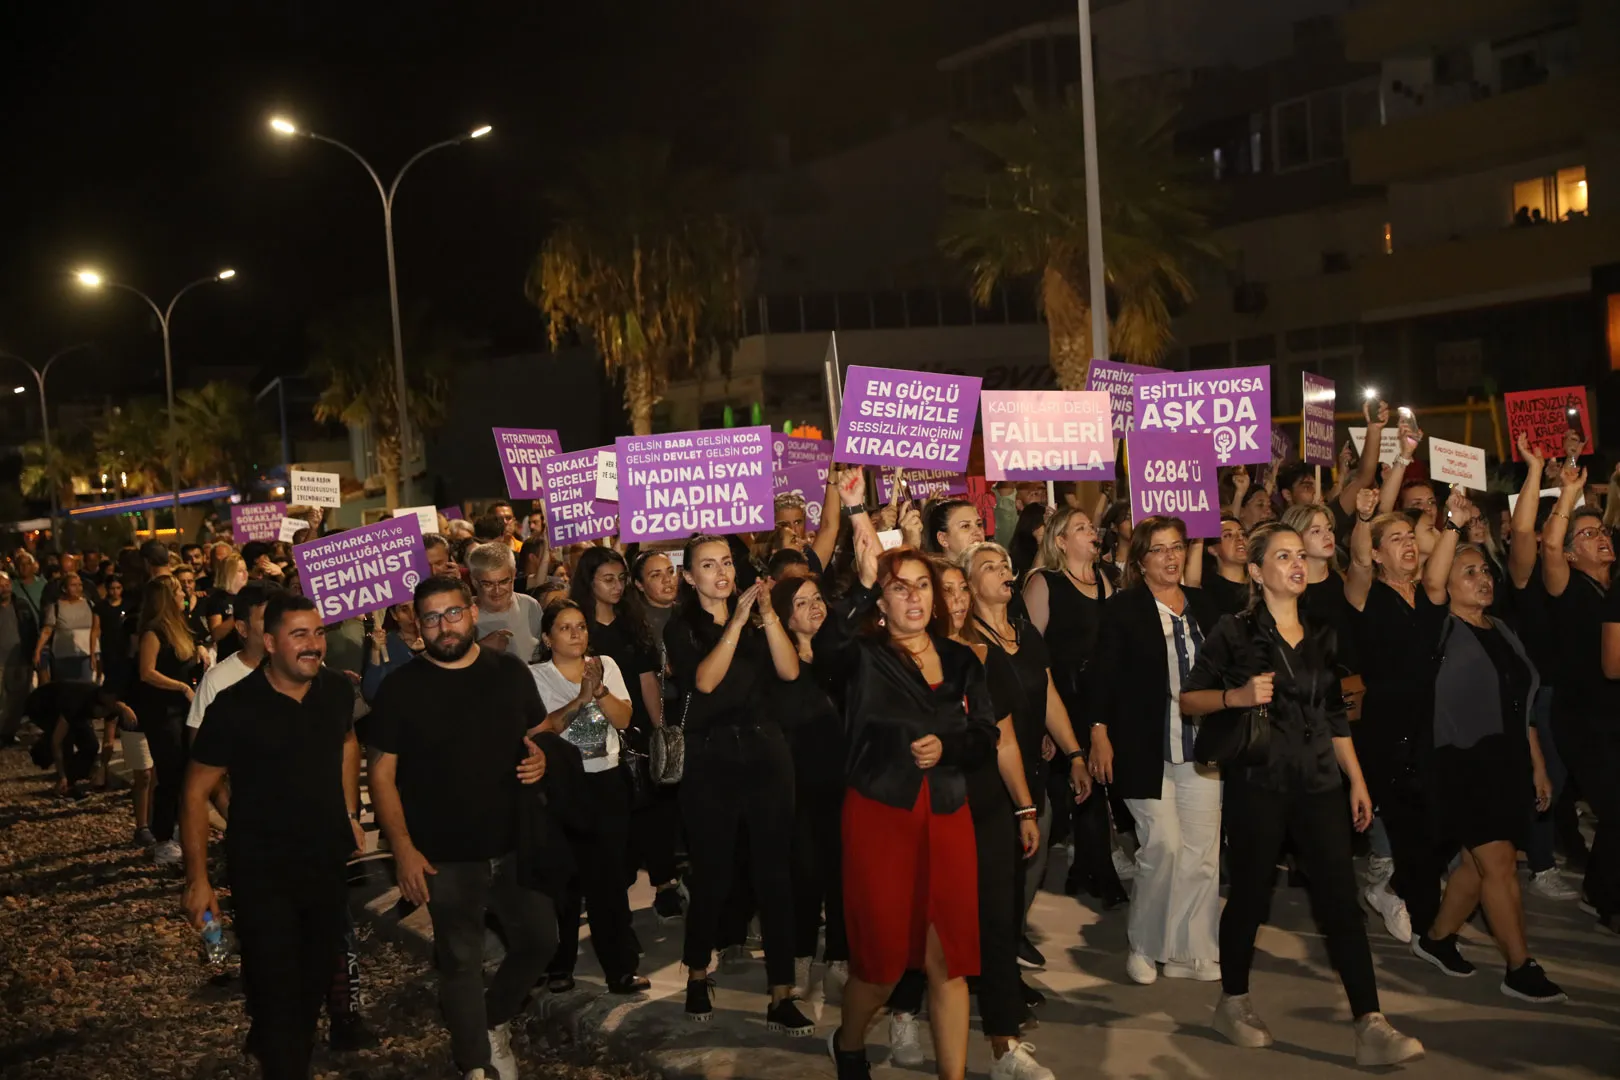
[1193,616,1274,768]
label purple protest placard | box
[980,390,1114,481]
[1270,425,1294,463]
[440,505,464,525]
[294,517,427,623]
[772,435,832,468]
[775,461,831,532]
[617,425,773,543]
[540,447,618,545]
[1302,373,1337,467]
[836,365,980,471]
[1133,365,1271,466]
[1086,360,1159,437]
[875,469,968,505]
[231,501,286,543]
[1127,430,1221,539]
[492,427,561,499]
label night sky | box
[0,1,1062,406]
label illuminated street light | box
[265,114,492,506]
[75,269,102,287]
[10,386,23,394]
[217,268,236,280]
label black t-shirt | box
[1204,573,1249,618]
[25,681,111,728]
[589,616,658,727]
[980,616,1052,794]
[190,666,354,871]
[1552,570,1609,712]
[664,609,772,733]
[367,648,545,862]
[1302,572,1358,675]
[1353,581,1447,753]
[1511,566,1557,689]
[201,590,241,661]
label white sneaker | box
[1364,884,1412,943]
[1126,951,1158,984]
[989,1040,1055,1080]
[153,840,183,866]
[1162,959,1221,982]
[1366,854,1394,887]
[486,1022,516,1080]
[793,956,814,1001]
[823,960,848,1006]
[888,1011,925,1067]
[1354,1012,1424,1066]
[1213,993,1274,1048]
[1529,868,1580,902]
[1112,848,1137,883]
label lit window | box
[1383,223,1393,255]
[1558,166,1588,218]
[1512,165,1588,224]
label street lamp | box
[268,114,491,505]
[74,268,237,526]
[1,343,93,541]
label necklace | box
[895,635,932,669]
[1063,565,1101,596]
[974,612,1020,650]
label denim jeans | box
[426,853,557,1072]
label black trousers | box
[233,862,347,1080]
[627,782,682,888]
[1068,775,1126,895]
[791,777,847,962]
[889,795,1025,1037]
[1221,780,1380,1018]
[1557,710,1620,920]
[679,722,796,987]
[145,712,186,843]
[549,767,639,982]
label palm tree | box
[18,436,92,510]
[92,398,171,534]
[307,300,458,510]
[175,381,274,494]
[941,82,1221,389]
[526,137,747,435]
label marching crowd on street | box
[1,400,1615,1080]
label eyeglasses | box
[1574,526,1612,541]
[1146,543,1187,559]
[475,575,514,591]
[419,606,470,628]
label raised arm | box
[759,591,801,682]
[809,469,842,572]
[1379,415,1423,514]
[1228,467,1250,519]
[1183,538,1205,587]
[1541,463,1586,598]
[1345,485,1379,611]
[692,585,762,693]
[1508,433,1546,589]
[1336,400,1389,517]
[1423,489,1472,605]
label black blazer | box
[812,583,998,814]
[1089,584,1221,801]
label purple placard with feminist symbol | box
[492,427,561,499]
[540,447,618,544]
[774,461,831,532]
[617,425,774,543]
[231,501,286,543]
[772,435,832,468]
[1301,373,1337,467]
[1127,430,1221,539]
[1133,365,1271,466]
[836,365,980,471]
[294,517,427,623]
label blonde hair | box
[215,554,246,593]
[138,579,196,661]
[1035,505,1092,573]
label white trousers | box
[1124,760,1222,963]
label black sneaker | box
[1021,979,1046,1009]
[1016,937,1046,970]
[654,887,684,922]
[765,996,815,1037]
[1412,934,1475,977]
[327,1013,380,1052]
[827,1028,871,1079]
[608,973,652,995]
[545,973,576,994]
[1501,959,1567,1004]
[685,976,714,1022]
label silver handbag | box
[648,693,688,785]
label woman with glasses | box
[1023,506,1128,909]
[529,599,651,996]
[1180,522,1422,1064]
[663,534,810,1035]
[1090,516,1223,985]
[1412,492,1568,1001]
[1543,462,1620,933]
[817,469,997,1080]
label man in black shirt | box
[369,576,552,1080]
[181,593,363,1080]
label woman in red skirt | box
[813,467,1000,1080]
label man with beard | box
[368,576,553,1080]
[180,593,364,1078]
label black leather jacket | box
[811,583,998,814]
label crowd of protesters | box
[0,402,1613,1080]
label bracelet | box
[1552,509,1570,521]
[1221,688,1230,709]
[1065,749,1085,763]
[842,504,868,518]
[1393,455,1412,469]
[722,634,739,646]
[1357,512,1375,523]
[1013,805,1038,819]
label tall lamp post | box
[75,268,236,529]
[268,116,491,506]
[2,343,91,542]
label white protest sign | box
[289,469,343,508]
[1508,488,1582,512]
[877,529,904,551]
[595,449,618,502]
[1348,427,1401,465]
[392,506,437,537]
[1427,438,1488,491]
[278,517,307,543]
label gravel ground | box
[0,740,654,1080]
